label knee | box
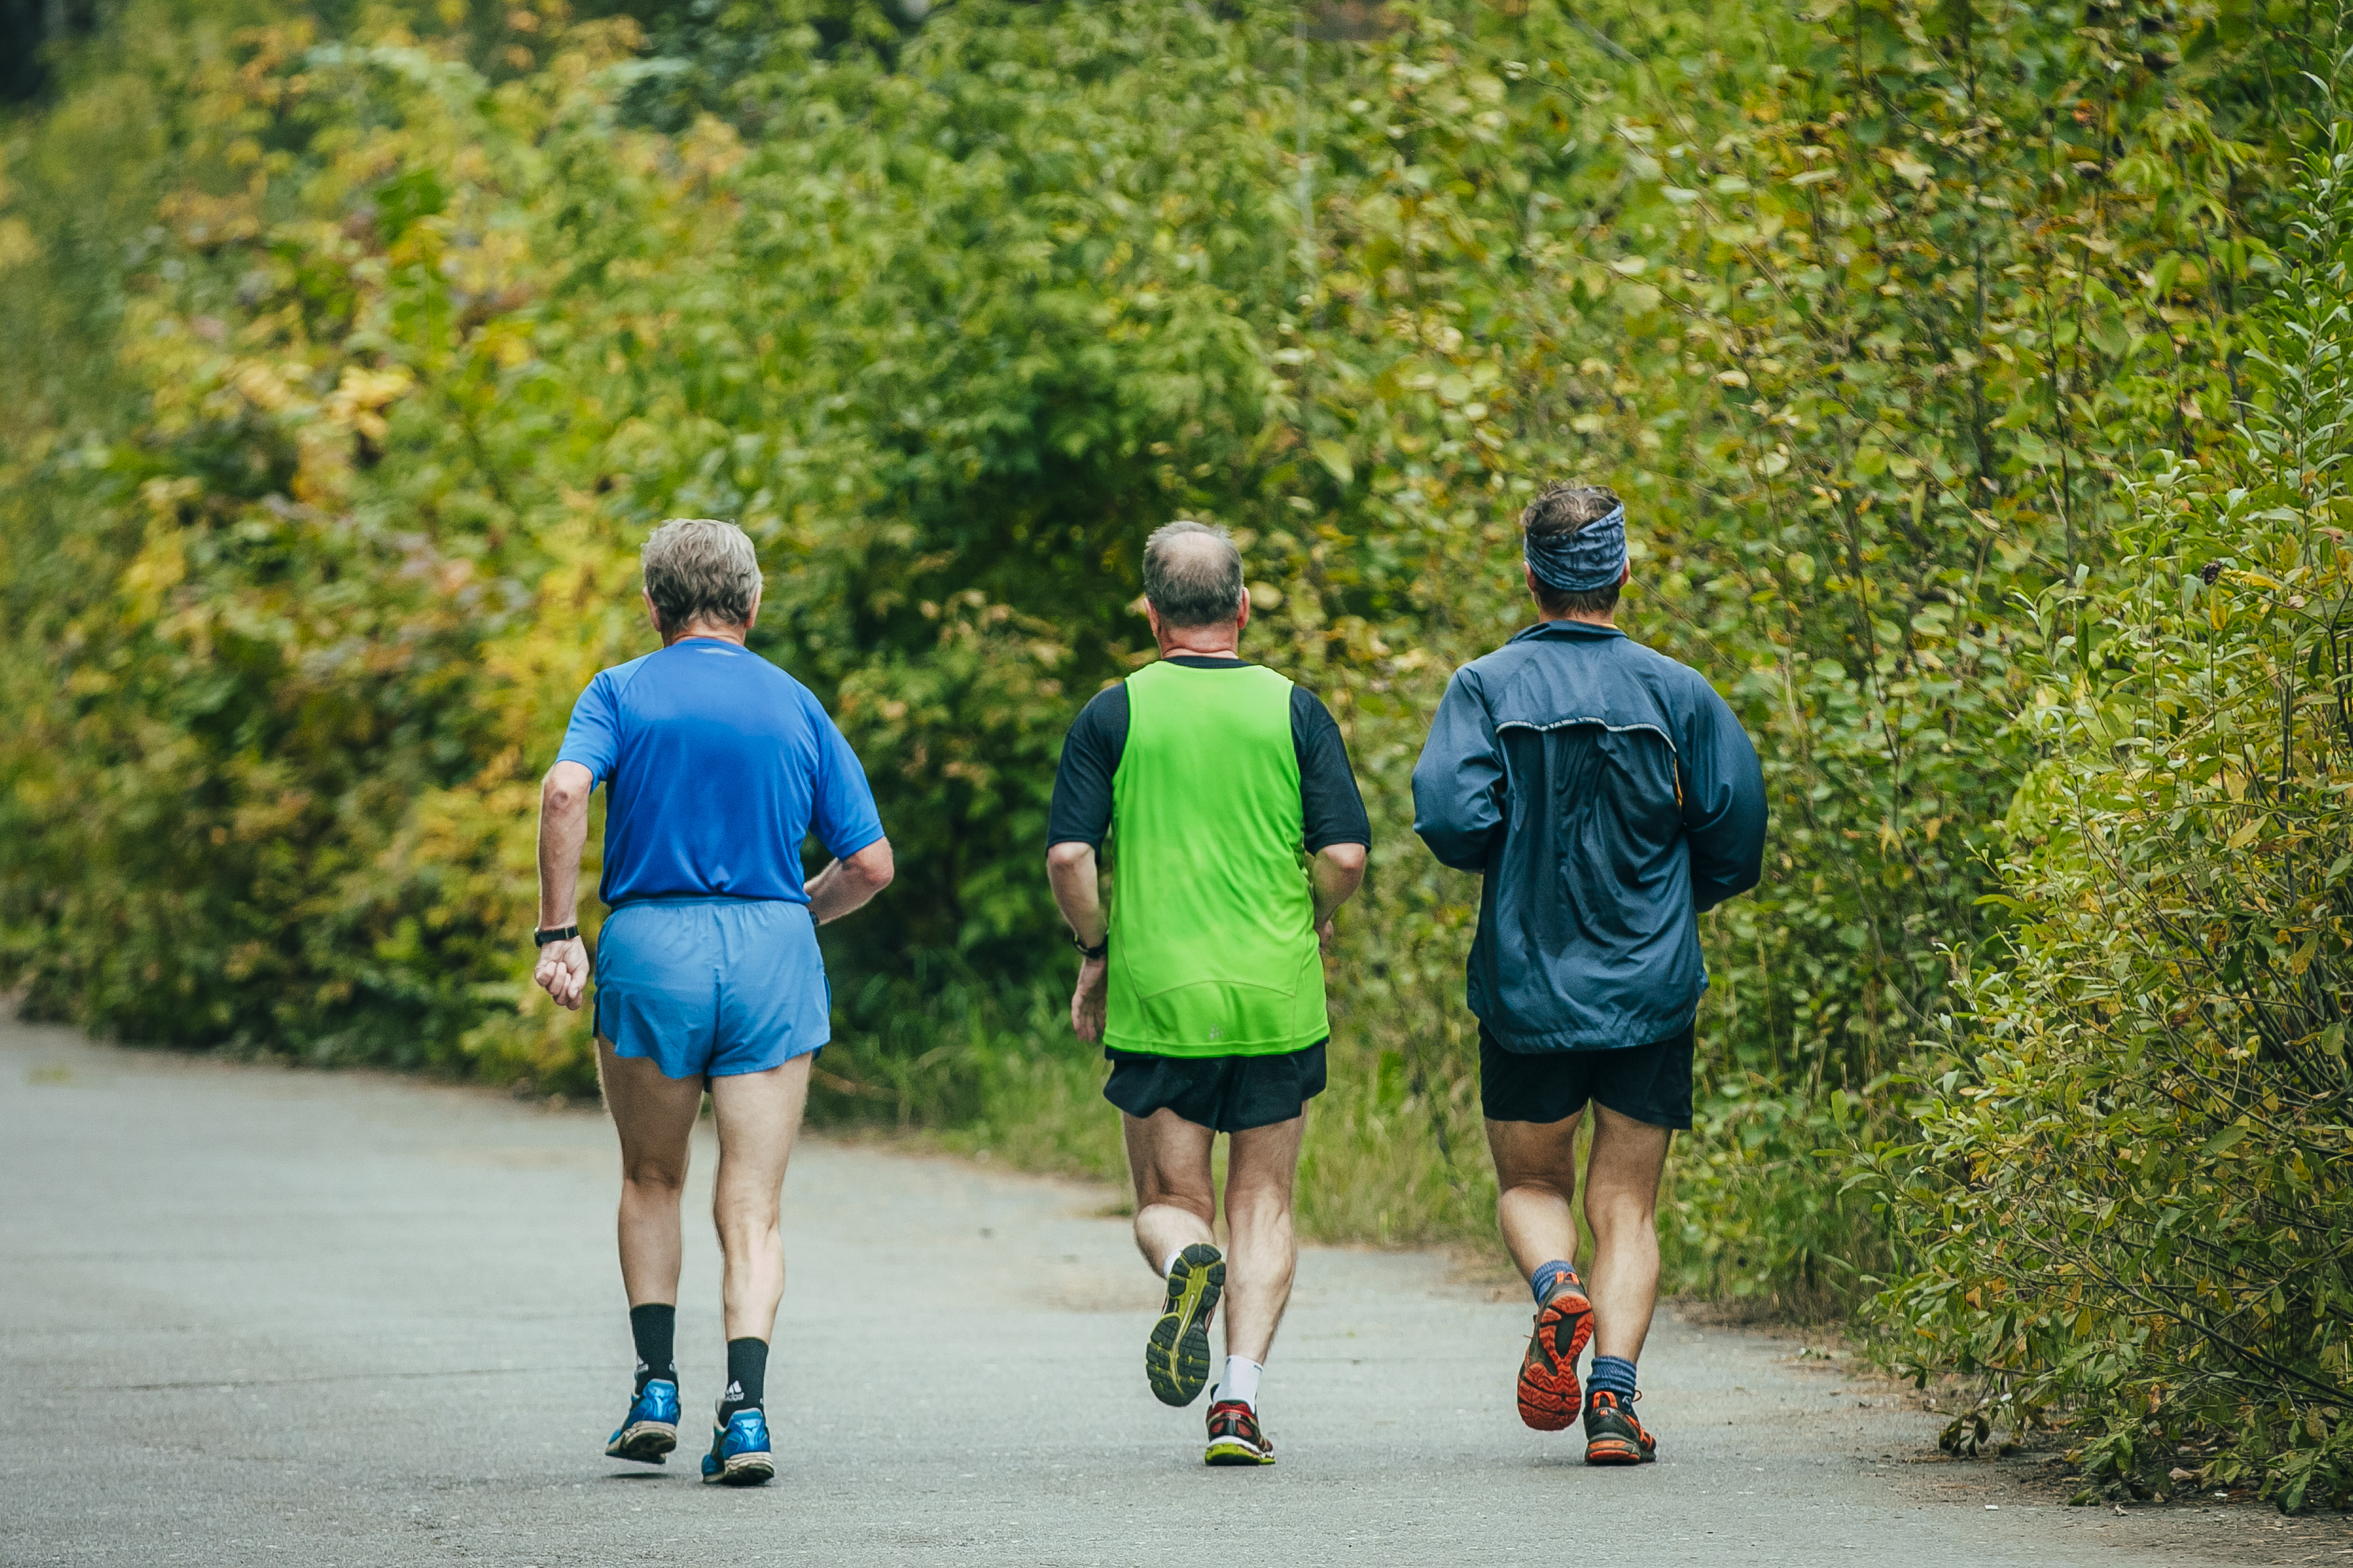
[1142,1193,1216,1232]
[1223,1182,1294,1232]
[621,1157,689,1198]
[1582,1188,1659,1238]
[711,1190,779,1242]
[1498,1174,1573,1206]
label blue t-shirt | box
[556,639,886,908]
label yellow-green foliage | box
[1861,126,2353,1507]
[0,0,2322,1307]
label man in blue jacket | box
[1411,483,1765,1466]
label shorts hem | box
[602,1025,827,1081]
[1478,1022,1693,1130]
[1101,1039,1328,1135]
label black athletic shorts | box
[1103,1039,1328,1133]
[1478,1022,1694,1130]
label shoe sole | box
[1147,1243,1225,1408]
[1515,1287,1594,1432]
[1204,1439,1276,1467]
[606,1421,677,1464]
[1584,1437,1656,1465]
[702,1452,776,1486]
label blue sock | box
[1589,1354,1637,1403]
[1529,1259,1580,1307]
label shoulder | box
[1453,641,1525,693]
[1619,637,1727,702]
[1063,681,1130,750]
[584,652,655,700]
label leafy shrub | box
[1863,123,2353,1509]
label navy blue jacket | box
[1411,621,1767,1052]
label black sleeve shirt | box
[1046,657,1372,854]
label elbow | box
[853,837,896,891]
[541,763,590,816]
[1045,840,1096,876]
[1318,842,1368,877]
[1414,826,1488,873]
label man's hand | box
[534,762,594,1011]
[1070,955,1108,1042]
[1046,840,1111,1042]
[1315,916,1337,956]
[535,935,590,1011]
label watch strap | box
[533,924,580,947]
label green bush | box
[1861,122,2353,1509]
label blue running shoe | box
[606,1379,680,1464]
[701,1404,775,1487]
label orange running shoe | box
[1515,1271,1593,1431]
[1583,1389,1657,1465]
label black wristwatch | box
[1070,930,1108,961]
[533,925,580,947]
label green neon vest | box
[1103,659,1327,1058]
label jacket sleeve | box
[1411,667,1505,872]
[1681,676,1767,912]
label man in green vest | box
[1046,520,1370,1468]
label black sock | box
[720,1337,768,1418]
[629,1303,677,1391]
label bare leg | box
[1123,1109,1217,1272]
[1486,1111,1583,1285]
[598,1035,705,1308]
[707,1053,814,1342]
[1219,1116,1301,1364]
[1582,1104,1671,1361]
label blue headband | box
[1524,505,1627,593]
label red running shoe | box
[1203,1400,1276,1466]
[1515,1273,1594,1431]
[1583,1389,1657,1465]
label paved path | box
[4,1022,2346,1567]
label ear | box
[1618,561,1632,587]
[1525,563,1542,598]
[1235,591,1252,634]
[642,588,664,637]
[744,582,763,632]
[1145,601,1163,642]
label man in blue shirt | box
[533,517,894,1487]
[1412,483,1765,1468]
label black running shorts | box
[1478,1022,1694,1130]
[1103,1039,1328,1133]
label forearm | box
[536,763,593,928]
[1310,844,1367,926]
[1046,844,1106,944]
[807,837,894,924]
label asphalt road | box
[4,1020,2347,1567]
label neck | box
[1157,628,1242,659]
[663,620,749,649]
[1535,606,1617,628]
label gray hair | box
[1142,520,1245,629]
[1521,482,1623,536]
[642,517,761,632]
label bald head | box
[1142,521,1245,629]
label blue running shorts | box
[593,897,829,1080]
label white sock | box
[1161,1247,1185,1279]
[1219,1355,1263,1410]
